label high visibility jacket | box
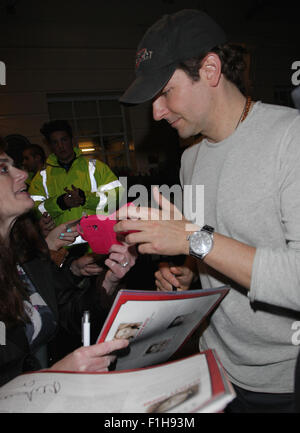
[29,147,123,226]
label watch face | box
[190,231,213,256]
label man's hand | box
[63,185,85,208]
[114,187,199,256]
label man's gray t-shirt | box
[180,101,300,393]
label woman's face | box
[0,152,34,234]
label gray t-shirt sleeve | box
[249,116,300,310]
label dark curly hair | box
[40,119,73,143]
[178,43,248,94]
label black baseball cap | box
[120,9,227,105]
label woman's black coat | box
[0,257,109,387]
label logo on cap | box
[135,48,153,69]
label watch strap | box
[201,225,214,234]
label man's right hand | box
[155,260,196,292]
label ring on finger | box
[120,261,129,268]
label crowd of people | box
[1,8,300,413]
[0,134,135,384]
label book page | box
[100,290,223,370]
[0,351,234,413]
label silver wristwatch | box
[188,225,214,260]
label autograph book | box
[97,286,229,371]
[0,286,234,413]
[0,349,235,413]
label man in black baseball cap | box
[120,9,226,104]
[117,9,300,413]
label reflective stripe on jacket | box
[28,147,123,226]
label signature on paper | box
[0,380,61,402]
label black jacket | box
[0,257,109,387]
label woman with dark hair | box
[0,136,134,387]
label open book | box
[0,349,235,413]
[97,286,229,371]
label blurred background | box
[0,0,299,188]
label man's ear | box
[199,53,222,87]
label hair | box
[0,213,50,326]
[178,43,248,94]
[40,119,73,143]
[0,136,49,325]
[0,135,7,152]
[24,143,46,165]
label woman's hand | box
[49,339,129,372]
[45,220,79,251]
[102,243,137,294]
[155,261,195,292]
[39,212,56,238]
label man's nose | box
[55,140,66,153]
[152,97,169,121]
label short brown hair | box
[178,43,248,93]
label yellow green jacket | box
[29,147,123,226]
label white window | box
[47,93,133,173]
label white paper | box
[0,351,235,413]
[99,288,227,371]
